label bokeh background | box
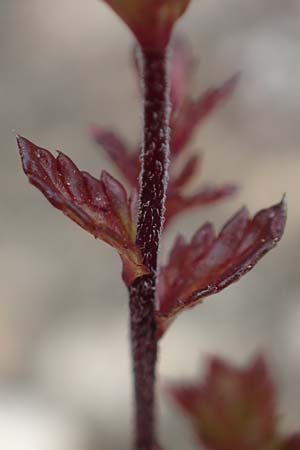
[1,0,300,449]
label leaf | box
[156,199,287,337]
[171,74,239,157]
[92,129,236,230]
[168,356,279,450]
[169,36,195,117]
[281,435,300,450]
[164,183,237,229]
[169,154,201,190]
[93,43,238,164]
[92,41,238,229]
[17,135,148,285]
[90,127,139,187]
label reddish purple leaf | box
[156,198,286,337]
[168,356,278,450]
[169,154,201,191]
[281,435,300,450]
[17,135,148,285]
[164,183,237,229]
[92,40,238,230]
[92,41,238,229]
[171,74,239,157]
[93,41,238,166]
[90,127,139,187]
[91,131,236,230]
[169,36,195,117]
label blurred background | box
[1,0,300,449]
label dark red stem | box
[129,48,170,450]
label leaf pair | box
[17,133,287,337]
[92,127,237,230]
[170,73,239,158]
[92,38,238,230]
[169,356,300,450]
[18,136,286,338]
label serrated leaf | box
[156,199,286,337]
[17,135,148,285]
[92,130,236,230]
[92,41,238,230]
[93,42,238,164]
[168,356,278,450]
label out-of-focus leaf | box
[17,135,148,285]
[165,183,237,229]
[169,154,201,190]
[169,36,195,117]
[281,435,300,450]
[92,130,236,230]
[93,41,238,163]
[90,127,139,187]
[92,39,238,229]
[168,356,278,450]
[171,74,239,157]
[156,199,286,337]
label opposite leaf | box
[169,36,195,117]
[281,435,300,450]
[164,182,237,229]
[168,356,278,450]
[17,135,148,285]
[93,39,238,165]
[91,128,140,187]
[92,128,236,230]
[156,198,286,337]
[171,74,239,157]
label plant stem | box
[129,48,170,450]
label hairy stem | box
[129,48,170,450]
